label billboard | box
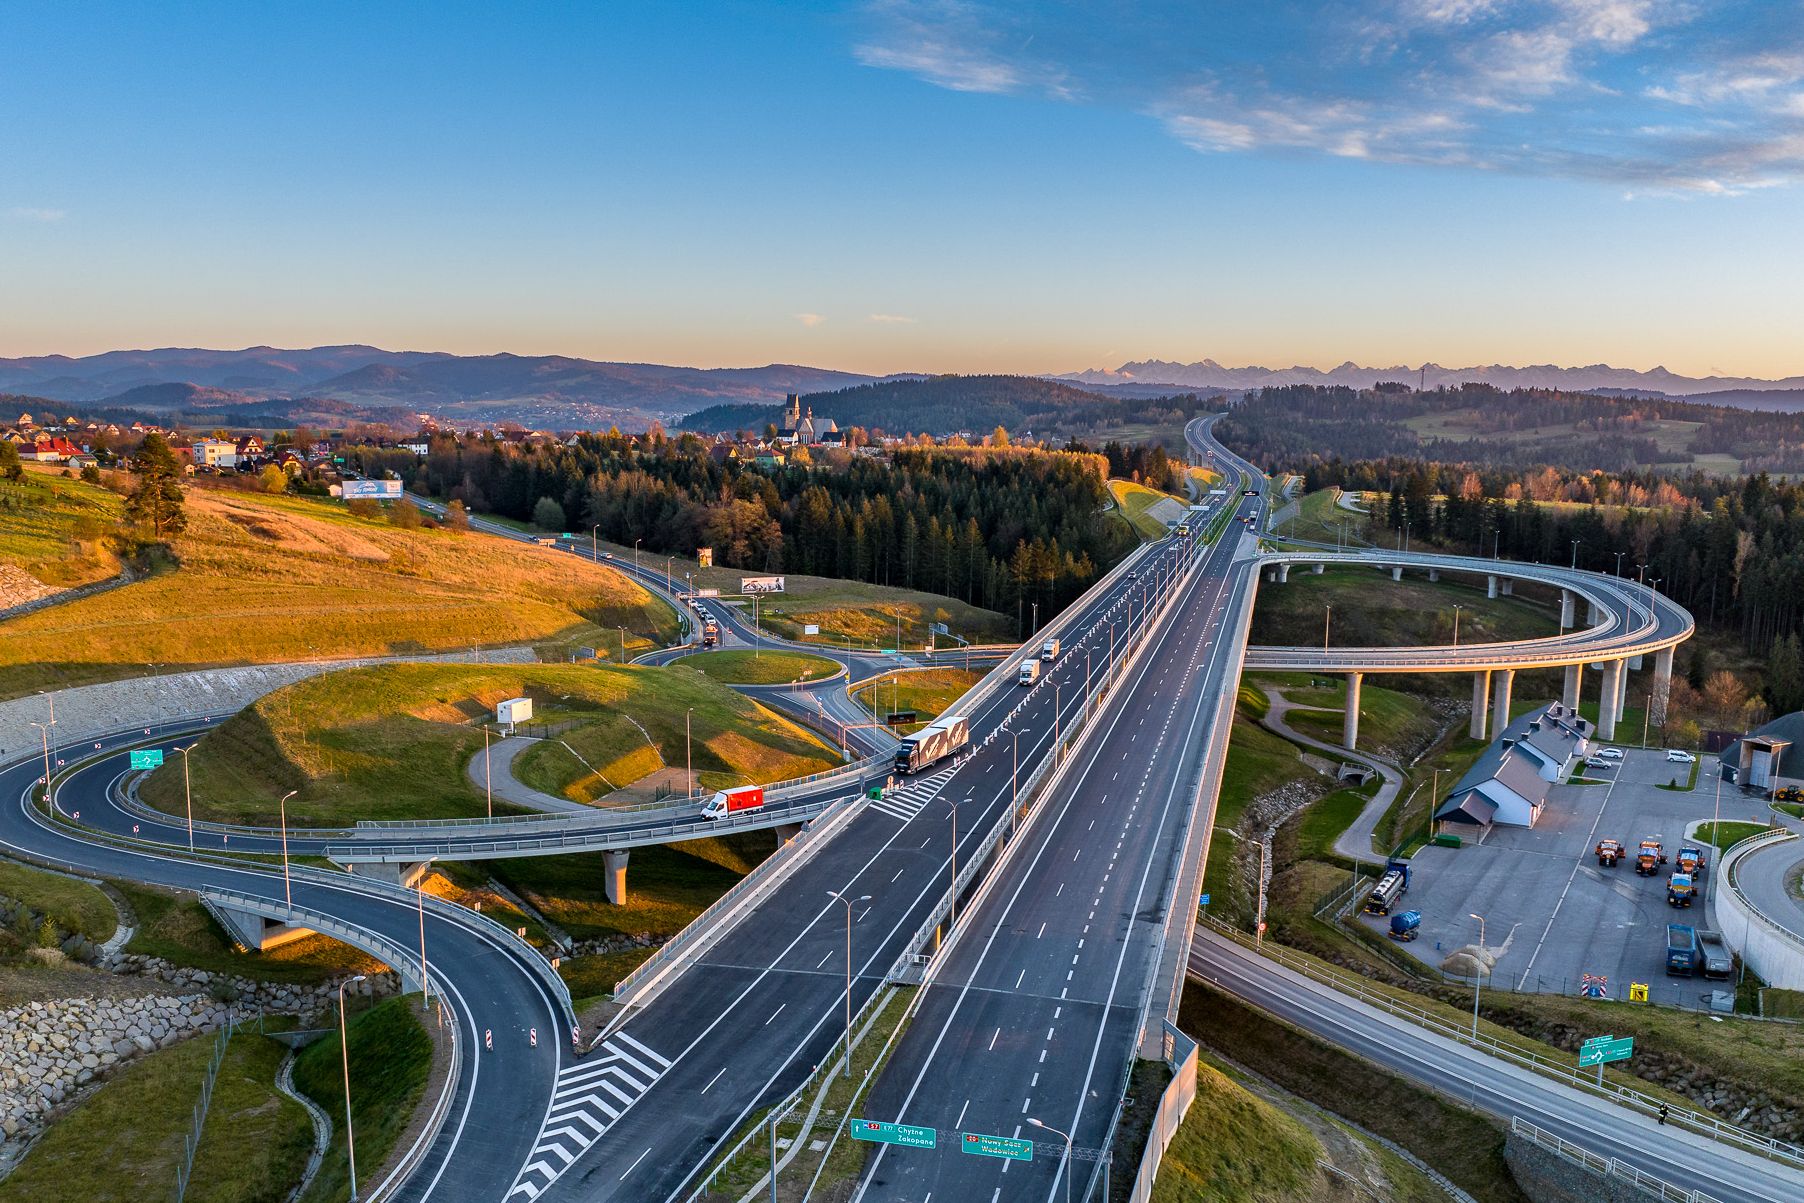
[741,576,785,595]
[342,478,403,500]
[697,547,714,568]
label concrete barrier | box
[1717,829,1804,990]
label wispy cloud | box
[794,312,826,328]
[867,313,918,324]
[6,206,65,222]
[853,1,1804,194]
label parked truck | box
[1635,839,1667,876]
[1666,924,1700,976]
[1666,872,1698,907]
[1363,859,1412,916]
[894,713,970,775]
[1676,845,1708,879]
[701,785,765,820]
[1040,638,1061,662]
[1387,910,1421,942]
[1696,930,1733,979]
[1018,659,1040,686]
[1595,838,1625,867]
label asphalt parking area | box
[1357,747,1761,1006]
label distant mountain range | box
[0,345,889,429]
[1058,359,1804,398]
[5,345,1803,432]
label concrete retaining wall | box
[1503,1130,1670,1203]
[1717,830,1804,990]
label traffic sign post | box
[851,1120,936,1149]
[960,1132,1033,1161]
[129,749,164,770]
[1579,1034,1633,1083]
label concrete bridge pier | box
[1587,601,1602,625]
[775,822,804,844]
[1313,563,1324,574]
[1343,672,1363,750]
[347,861,431,889]
[1490,668,1515,737]
[1652,646,1675,726]
[1560,590,1575,628]
[205,902,313,953]
[1615,656,1632,724]
[1487,575,1498,599]
[1562,663,1582,713]
[603,849,630,905]
[1428,568,1439,582]
[1500,579,1514,596]
[1598,660,1624,740]
[1470,671,1491,740]
[1390,566,1403,582]
[1277,563,1291,583]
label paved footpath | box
[1255,685,1402,863]
[467,736,595,815]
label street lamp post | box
[826,891,871,1076]
[948,798,967,924]
[1452,605,1463,647]
[1026,1118,1074,1203]
[1323,605,1331,653]
[279,789,297,907]
[1468,912,1487,1038]
[339,974,368,1200]
[29,721,53,808]
[1613,550,1626,577]
[633,537,641,569]
[483,726,493,819]
[1011,730,1020,836]
[417,872,430,1005]
[1570,539,1582,570]
[178,744,198,851]
[686,707,695,798]
[591,524,599,563]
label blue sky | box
[2,1,1801,377]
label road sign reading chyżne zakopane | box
[851,1120,936,1149]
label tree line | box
[383,432,1140,626]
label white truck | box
[1040,638,1061,662]
[1018,660,1040,686]
[894,713,970,775]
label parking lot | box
[1358,747,1773,1006]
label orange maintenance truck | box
[1635,839,1667,876]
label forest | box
[680,374,1221,444]
[381,432,1139,627]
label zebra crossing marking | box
[866,763,959,822]
[506,1031,672,1201]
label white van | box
[1040,638,1060,662]
[1018,660,1040,686]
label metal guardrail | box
[1197,916,1804,1171]
[1509,1116,1723,1203]
[1723,828,1802,943]
[202,888,429,991]
[366,999,462,1203]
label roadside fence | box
[173,1016,235,1203]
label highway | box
[1189,927,1804,1203]
[848,494,1258,1200]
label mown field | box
[1108,478,1187,540]
[681,649,840,685]
[1249,565,1558,650]
[139,661,837,824]
[0,482,680,698]
[851,667,981,734]
[0,465,125,590]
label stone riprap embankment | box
[0,647,534,764]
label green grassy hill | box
[682,649,840,685]
[0,465,125,592]
[852,667,981,734]
[138,662,838,825]
[1249,565,1557,650]
[1109,478,1186,540]
[0,482,680,698]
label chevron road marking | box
[867,764,959,822]
[506,1032,672,1201]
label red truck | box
[701,785,764,820]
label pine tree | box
[1769,634,1804,718]
[124,433,187,540]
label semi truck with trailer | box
[701,785,765,820]
[895,713,970,775]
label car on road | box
[1596,748,1624,760]
[1665,749,1697,763]
[1584,757,1615,771]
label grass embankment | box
[1109,478,1187,540]
[0,482,680,698]
[114,881,384,984]
[1695,821,1772,850]
[682,649,840,685]
[294,996,435,1203]
[489,830,776,947]
[1204,715,1327,925]
[1279,680,1443,763]
[1151,1056,1327,1202]
[1181,985,1529,1203]
[0,859,117,941]
[1249,565,1557,650]
[1273,487,1365,547]
[852,668,982,734]
[139,662,835,825]
[0,1024,311,1203]
[595,534,1014,650]
[0,465,124,590]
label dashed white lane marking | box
[765,1003,787,1025]
[506,1032,672,1200]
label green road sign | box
[851,1119,935,1149]
[129,749,164,770]
[1578,1036,1633,1067]
[961,1132,1033,1162]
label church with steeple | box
[775,393,842,447]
